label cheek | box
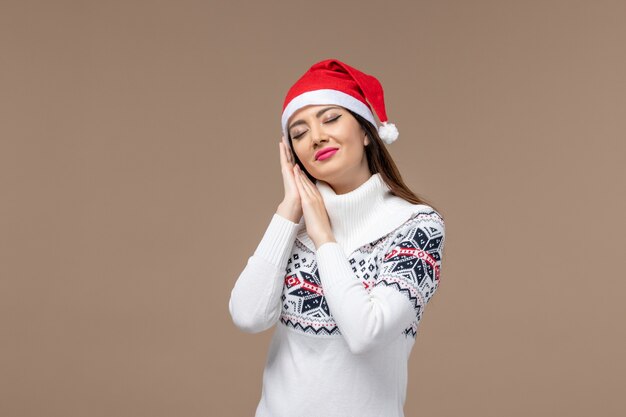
[290,144,301,159]
[291,145,308,166]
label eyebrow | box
[288,106,342,132]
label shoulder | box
[384,195,444,227]
[407,204,445,225]
[388,202,445,244]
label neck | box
[315,173,390,247]
[321,168,373,195]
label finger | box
[295,166,314,196]
[280,141,289,166]
[293,166,307,199]
[296,166,320,200]
[283,140,295,166]
[294,165,308,191]
[285,143,294,165]
[296,166,319,205]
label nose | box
[310,122,328,147]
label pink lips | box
[316,148,338,161]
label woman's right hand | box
[277,137,303,223]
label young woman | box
[228,58,446,417]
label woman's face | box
[287,104,370,184]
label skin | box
[277,104,373,249]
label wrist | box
[277,200,302,223]
[313,234,336,250]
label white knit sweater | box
[228,173,445,417]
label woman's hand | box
[277,137,303,223]
[293,164,336,249]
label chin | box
[312,170,338,183]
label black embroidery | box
[279,211,445,338]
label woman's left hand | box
[293,165,336,249]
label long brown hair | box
[288,108,441,215]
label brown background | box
[1,0,624,416]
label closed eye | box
[291,115,342,140]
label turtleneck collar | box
[296,172,429,255]
[314,173,390,248]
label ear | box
[363,132,370,147]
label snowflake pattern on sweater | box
[279,210,444,338]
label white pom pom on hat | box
[377,121,399,144]
[281,58,399,147]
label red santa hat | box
[281,58,399,147]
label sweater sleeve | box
[315,211,445,354]
[228,213,300,333]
